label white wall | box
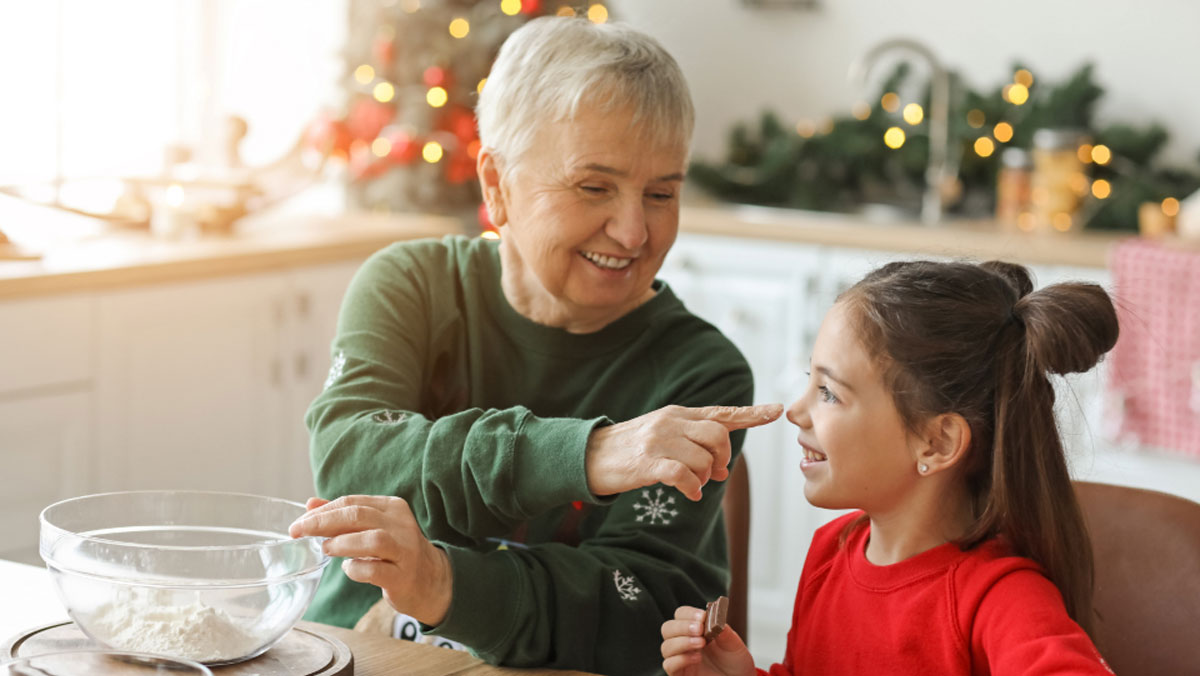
[610,0,1200,166]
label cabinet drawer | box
[0,295,92,394]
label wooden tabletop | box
[301,622,598,676]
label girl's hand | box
[661,606,756,676]
[289,495,453,626]
[585,403,782,501]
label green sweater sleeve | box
[425,379,754,675]
[306,243,605,544]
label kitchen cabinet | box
[659,231,1200,663]
[92,261,360,501]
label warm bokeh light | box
[1053,212,1073,232]
[795,119,816,138]
[556,6,575,16]
[966,109,985,128]
[851,102,870,120]
[481,230,501,240]
[449,18,470,38]
[1163,197,1181,216]
[993,122,1013,143]
[373,82,395,103]
[371,137,392,157]
[1017,212,1035,232]
[354,64,375,85]
[500,0,521,16]
[1077,143,1094,164]
[1014,69,1034,87]
[477,78,487,94]
[1091,144,1112,165]
[467,139,482,159]
[883,126,906,149]
[974,137,995,157]
[401,0,421,13]
[426,86,449,108]
[587,4,608,23]
[1091,179,1111,199]
[818,118,834,135]
[880,92,900,113]
[902,103,924,125]
[165,183,185,208]
[422,141,444,163]
[1005,83,1029,105]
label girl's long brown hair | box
[840,260,1119,636]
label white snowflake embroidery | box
[633,486,678,525]
[613,570,642,602]
[323,350,346,390]
[372,410,407,424]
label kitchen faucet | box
[849,38,955,225]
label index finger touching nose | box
[699,403,783,430]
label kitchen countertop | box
[679,203,1130,269]
[0,199,463,300]
[0,558,594,675]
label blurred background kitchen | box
[2,0,1198,664]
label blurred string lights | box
[308,0,610,226]
[692,60,1198,231]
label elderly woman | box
[291,16,779,675]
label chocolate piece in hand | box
[703,595,729,641]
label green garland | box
[690,63,1200,231]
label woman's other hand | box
[289,495,453,626]
[661,606,756,676]
[585,403,782,501]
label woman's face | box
[785,302,923,513]
[487,104,688,332]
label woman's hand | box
[585,403,782,501]
[661,606,756,676]
[289,495,453,626]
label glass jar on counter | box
[1031,128,1088,233]
[996,148,1033,231]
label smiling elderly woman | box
[292,16,779,675]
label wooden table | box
[0,560,595,676]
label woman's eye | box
[581,185,608,195]
[646,191,675,202]
[818,385,839,404]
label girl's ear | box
[476,149,508,228]
[915,413,971,475]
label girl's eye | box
[818,385,839,404]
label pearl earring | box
[918,463,929,473]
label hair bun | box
[1014,283,1119,375]
[981,260,1034,299]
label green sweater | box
[305,235,753,675]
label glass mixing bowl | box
[2,650,213,675]
[39,490,330,665]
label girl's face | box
[785,301,924,513]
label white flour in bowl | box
[89,589,261,663]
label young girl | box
[661,260,1117,675]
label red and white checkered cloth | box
[1107,239,1200,457]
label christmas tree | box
[690,62,1200,232]
[305,0,613,230]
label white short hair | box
[476,16,694,169]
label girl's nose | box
[786,395,812,430]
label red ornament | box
[446,155,476,184]
[444,106,477,144]
[384,127,421,165]
[520,0,542,15]
[303,112,352,157]
[373,36,395,66]
[422,66,448,88]
[346,99,395,141]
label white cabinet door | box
[0,391,91,563]
[93,273,289,495]
[279,261,363,502]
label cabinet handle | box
[296,353,308,379]
[297,292,311,319]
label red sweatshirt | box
[760,513,1113,675]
